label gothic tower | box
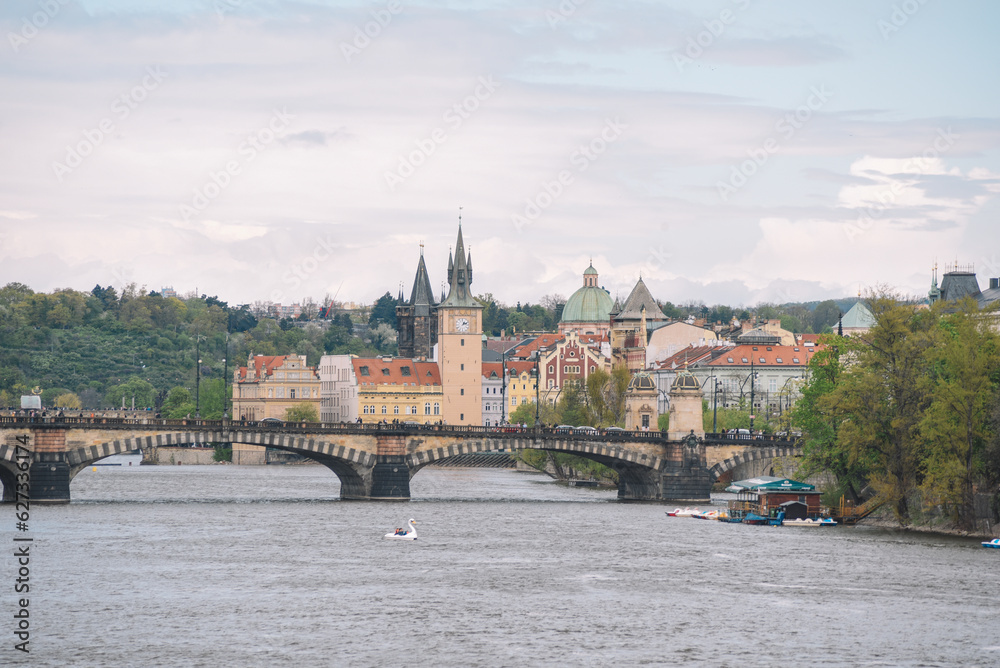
[396,246,438,360]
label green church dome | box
[561,263,614,324]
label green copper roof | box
[561,284,614,323]
[726,476,816,493]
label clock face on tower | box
[455,317,470,332]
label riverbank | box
[858,508,999,539]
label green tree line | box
[793,292,1000,531]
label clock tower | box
[437,222,483,425]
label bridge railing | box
[703,432,800,447]
[0,416,672,443]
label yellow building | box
[353,358,444,424]
[231,353,321,421]
[504,361,538,417]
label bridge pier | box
[367,435,411,500]
[369,456,411,500]
[31,428,71,504]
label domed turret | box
[559,262,614,336]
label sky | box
[2,0,999,310]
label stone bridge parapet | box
[0,418,801,504]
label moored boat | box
[983,538,1000,549]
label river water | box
[5,456,999,667]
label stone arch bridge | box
[0,417,801,504]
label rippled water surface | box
[6,457,1000,667]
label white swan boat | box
[384,518,418,540]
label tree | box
[918,298,1000,530]
[584,365,630,427]
[163,386,194,418]
[829,291,936,523]
[368,292,398,328]
[286,402,319,422]
[812,299,840,333]
[792,337,871,502]
[105,377,157,409]
[53,392,82,409]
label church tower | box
[437,222,483,425]
[396,245,438,360]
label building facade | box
[353,357,443,424]
[231,354,321,421]
[318,354,358,423]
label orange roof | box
[352,358,441,387]
[655,345,722,370]
[707,344,816,368]
[237,355,289,380]
[505,360,537,376]
[483,362,504,380]
[508,333,564,359]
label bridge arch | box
[708,445,802,482]
[62,432,378,500]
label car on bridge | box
[574,426,598,434]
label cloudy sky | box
[2,0,999,309]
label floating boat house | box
[725,476,822,520]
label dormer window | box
[759,357,765,364]
[741,357,748,363]
[381,368,390,376]
[793,358,800,364]
[360,366,370,376]
[776,358,783,363]
[401,366,412,377]
[727,357,734,363]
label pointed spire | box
[440,220,477,308]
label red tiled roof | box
[482,362,504,379]
[508,333,564,359]
[236,355,289,380]
[352,358,441,387]
[706,344,817,368]
[655,345,721,370]
[505,360,537,376]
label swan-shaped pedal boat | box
[983,538,1000,549]
[384,518,418,541]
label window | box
[382,368,390,376]
[360,366,370,376]
[793,357,800,364]
[511,397,517,407]
[759,358,765,364]
[727,357,734,363]
[461,364,464,371]
[460,388,465,396]
[776,358,783,363]
[461,338,465,346]
[460,413,464,421]
[741,358,748,363]
[382,405,387,414]
[769,379,777,392]
[411,405,417,415]
[401,366,411,377]
[549,365,554,373]
[642,415,649,428]
[393,405,399,414]
[434,403,440,415]
[290,389,296,399]
[766,347,772,351]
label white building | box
[319,354,359,423]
